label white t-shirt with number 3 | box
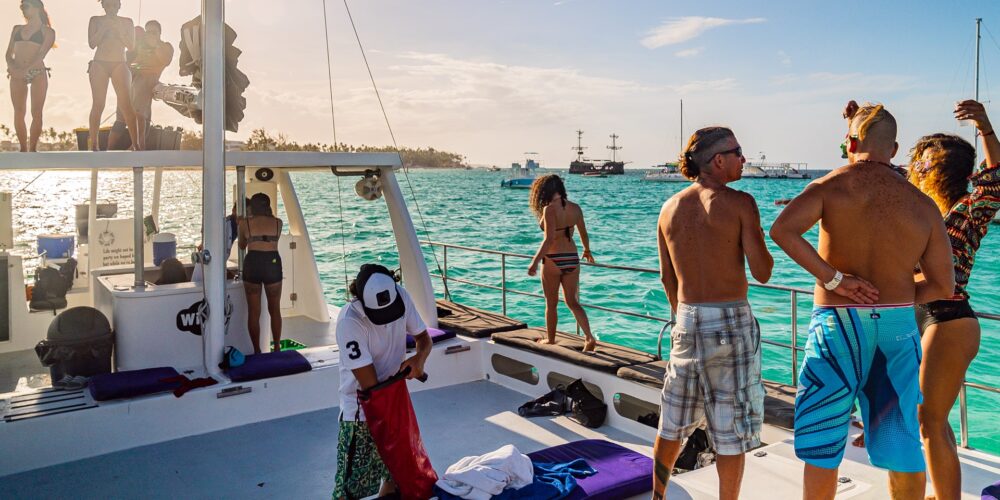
[336,287,427,421]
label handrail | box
[422,240,1000,450]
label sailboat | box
[0,7,998,499]
[644,100,688,182]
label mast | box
[573,130,586,161]
[975,18,982,161]
[680,99,684,150]
[607,134,621,163]
[201,0,226,376]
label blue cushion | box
[89,367,182,401]
[406,327,456,348]
[228,350,311,382]
[527,439,653,500]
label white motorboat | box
[642,163,687,182]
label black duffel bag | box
[566,378,607,428]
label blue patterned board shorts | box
[333,419,390,499]
[794,305,924,473]
[658,301,765,455]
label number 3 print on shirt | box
[345,341,362,360]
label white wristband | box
[823,270,844,291]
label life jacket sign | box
[177,295,234,336]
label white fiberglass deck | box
[0,380,650,499]
[0,377,997,499]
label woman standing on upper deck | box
[527,174,597,352]
[907,99,1000,500]
[5,0,55,152]
[87,0,137,151]
[239,193,284,354]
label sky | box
[1,0,999,169]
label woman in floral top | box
[907,99,1000,500]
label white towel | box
[435,444,534,499]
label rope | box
[336,175,350,299]
[341,0,450,299]
[13,171,45,197]
[322,0,338,148]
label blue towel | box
[493,459,597,500]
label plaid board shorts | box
[658,301,765,455]
[333,419,390,499]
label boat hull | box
[501,178,534,189]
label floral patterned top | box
[944,161,1000,300]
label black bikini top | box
[247,217,281,243]
[538,198,574,238]
[18,26,44,45]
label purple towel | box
[89,367,182,401]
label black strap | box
[342,407,362,500]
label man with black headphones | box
[333,264,431,500]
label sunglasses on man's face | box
[714,146,742,159]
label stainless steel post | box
[133,167,144,288]
[960,384,970,448]
[791,290,798,384]
[236,166,246,277]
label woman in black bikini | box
[88,0,137,151]
[5,0,55,152]
[239,193,284,353]
[527,175,597,352]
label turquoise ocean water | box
[3,168,999,454]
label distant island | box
[0,125,470,170]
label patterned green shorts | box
[333,420,390,499]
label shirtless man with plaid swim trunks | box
[652,126,774,500]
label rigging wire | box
[336,175,351,299]
[12,171,45,198]
[340,0,451,300]
[947,33,976,102]
[321,0,350,298]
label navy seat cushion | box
[527,439,652,500]
[89,367,182,401]
[228,350,311,382]
[406,327,456,348]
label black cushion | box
[89,367,182,401]
[616,360,667,388]
[436,300,526,338]
[491,328,656,374]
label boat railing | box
[423,240,1000,449]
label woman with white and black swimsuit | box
[5,0,55,152]
[239,193,284,353]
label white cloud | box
[641,16,766,49]
[668,78,738,94]
[777,50,791,66]
[674,47,704,58]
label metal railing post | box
[960,384,970,448]
[790,290,798,385]
[500,253,507,315]
[442,245,449,300]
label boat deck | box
[0,377,997,498]
[0,380,650,499]
[0,312,338,397]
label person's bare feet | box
[583,337,597,352]
[851,420,865,447]
[536,338,557,345]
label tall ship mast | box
[568,130,625,175]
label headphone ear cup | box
[393,268,402,282]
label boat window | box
[490,354,538,385]
[612,392,660,427]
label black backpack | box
[30,258,76,311]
